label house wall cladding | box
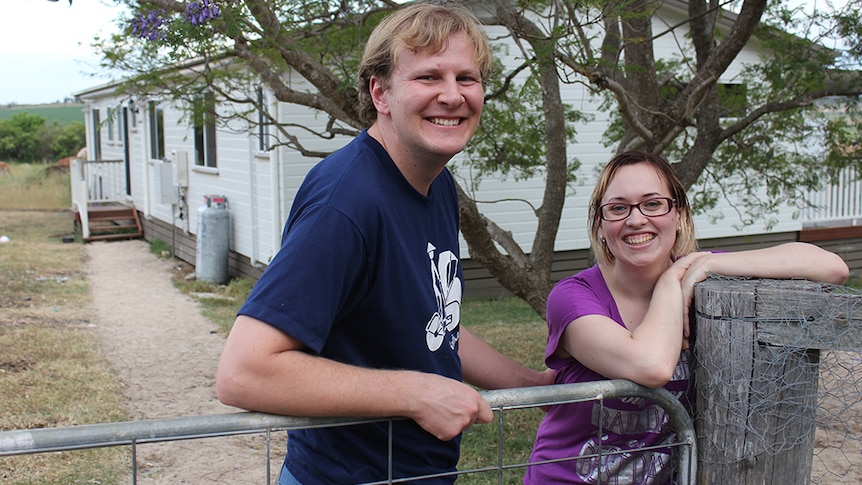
[76,3,810,284]
[141,213,857,299]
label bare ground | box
[85,239,862,484]
[86,240,283,484]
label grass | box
[0,104,86,125]
[0,209,128,484]
[1,165,128,483]
[456,299,548,483]
[0,163,71,210]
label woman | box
[524,151,849,485]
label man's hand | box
[406,373,494,441]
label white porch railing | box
[69,158,127,239]
[804,165,862,226]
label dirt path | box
[86,240,283,484]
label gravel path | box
[86,240,284,484]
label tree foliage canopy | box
[92,0,862,315]
[0,113,85,163]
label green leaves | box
[0,113,84,163]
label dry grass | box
[0,209,128,481]
[0,163,71,210]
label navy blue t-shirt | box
[238,130,465,484]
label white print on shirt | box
[574,435,674,485]
[424,243,463,352]
[671,351,690,380]
[590,403,671,435]
[575,353,690,484]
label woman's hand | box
[663,252,712,344]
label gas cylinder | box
[195,195,230,284]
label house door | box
[251,155,278,265]
[122,107,131,196]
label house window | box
[106,106,114,142]
[718,83,747,119]
[149,101,165,160]
[194,94,217,168]
[129,101,138,129]
[91,109,102,160]
[116,107,124,143]
[257,86,271,152]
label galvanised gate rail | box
[0,380,696,484]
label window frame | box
[148,101,165,160]
[256,86,272,153]
[91,108,102,160]
[194,94,218,168]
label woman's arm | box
[680,242,849,302]
[559,253,708,388]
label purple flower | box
[129,9,168,41]
[186,0,220,26]
[129,1,220,42]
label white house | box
[71,2,862,295]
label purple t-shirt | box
[524,265,691,485]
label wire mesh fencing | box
[0,381,695,484]
[693,276,862,484]
[6,277,861,483]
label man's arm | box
[216,315,493,440]
[459,327,555,390]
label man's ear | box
[369,76,390,116]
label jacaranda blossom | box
[130,1,221,42]
[130,9,168,41]
[185,0,221,26]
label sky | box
[0,1,852,106]
[0,1,127,106]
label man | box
[215,4,554,484]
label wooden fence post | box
[693,277,861,484]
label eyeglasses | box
[599,197,676,222]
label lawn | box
[0,163,71,210]
[0,209,129,484]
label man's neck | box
[367,123,445,196]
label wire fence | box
[6,277,862,484]
[0,380,695,485]
[693,276,862,484]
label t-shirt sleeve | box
[238,203,368,353]
[544,267,616,363]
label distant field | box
[0,103,86,125]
